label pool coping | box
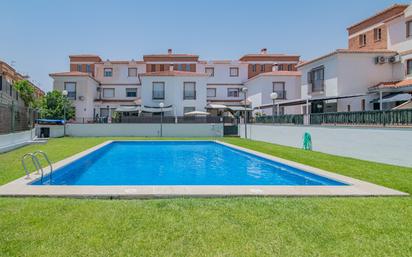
[0,140,408,198]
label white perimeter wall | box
[66,123,223,137]
[0,129,35,153]
[239,124,412,167]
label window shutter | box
[307,71,312,94]
[307,71,312,83]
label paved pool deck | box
[0,140,408,198]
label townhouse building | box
[296,3,412,114]
[50,49,301,120]
[0,60,44,106]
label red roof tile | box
[49,71,91,77]
[140,71,208,77]
[297,49,397,68]
[370,79,412,90]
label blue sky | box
[0,0,409,91]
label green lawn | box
[0,137,411,257]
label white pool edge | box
[0,140,408,198]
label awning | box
[115,106,140,112]
[228,106,253,111]
[206,104,227,109]
[370,93,411,103]
[184,111,210,116]
[257,93,366,108]
[141,105,173,113]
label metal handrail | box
[33,150,53,184]
[21,153,43,180]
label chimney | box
[260,48,267,54]
[168,49,173,55]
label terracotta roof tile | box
[347,4,408,34]
[49,71,100,83]
[297,49,397,68]
[49,71,91,76]
[369,79,412,90]
[140,70,208,77]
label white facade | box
[298,51,397,112]
[245,72,301,115]
[140,74,208,116]
[296,3,412,113]
[51,52,302,119]
[51,74,99,120]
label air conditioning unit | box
[389,55,401,63]
[375,56,386,64]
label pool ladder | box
[22,151,53,184]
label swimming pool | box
[32,141,346,186]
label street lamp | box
[270,92,278,124]
[159,102,164,137]
[62,90,68,137]
[241,87,248,139]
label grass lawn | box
[0,137,411,257]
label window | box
[278,64,284,71]
[288,64,294,71]
[273,82,286,99]
[77,64,82,72]
[104,68,113,77]
[361,99,366,111]
[347,105,351,112]
[359,34,367,46]
[126,88,137,97]
[252,64,257,72]
[407,20,412,37]
[308,66,325,92]
[86,64,91,73]
[128,68,137,77]
[152,82,165,100]
[183,107,195,114]
[207,88,216,97]
[205,67,214,76]
[227,88,239,97]
[160,64,165,71]
[9,84,12,96]
[103,88,115,98]
[177,64,183,71]
[0,76,2,91]
[185,64,191,72]
[407,59,412,75]
[229,67,239,77]
[183,82,196,100]
[260,64,265,72]
[64,82,76,100]
[151,64,156,72]
[374,28,382,41]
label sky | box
[0,0,410,92]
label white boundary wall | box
[0,129,35,153]
[239,124,412,167]
[66,123,223,137]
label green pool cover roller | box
[303,132,312,150]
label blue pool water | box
[32,141,347,186]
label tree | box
[38,90,75,120]
[13,80,35,107]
